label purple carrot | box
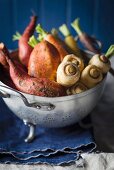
[71,18,101,54]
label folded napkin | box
[0,98,96,165]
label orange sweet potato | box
[28,40,61,80]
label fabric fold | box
[0,98,95,165]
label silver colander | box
[0,51,107,142]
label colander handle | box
[0,84,55,111]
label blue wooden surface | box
[0,0,114,51]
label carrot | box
[28,40,61,81]
[51,28,59,38]
[51,28,74,54]
[0,43,66,97]
[36,24,68,61]
[45,35,68,61]
[59,24,83,59]
[18,16,37,67]
[28,35,39,48]
[71,18,101,54]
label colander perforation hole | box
[47,117,54,120]
[62,115,71,121]
[43,117,56,125]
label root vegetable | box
[89,54,110,74]
[80,65,103,88]
[51,28,59,38]
[0,48,9,70]
[10,49,20,62]
[0,46,27,72]
[62,54,84,72]
[59,24,83,58]
[0,66,16,89]
[67,82,87,95]
[18,15,37,67]
[51,27,76,54]
[36,24,68,61]
[57,61,80,87]
[71,18,101,54]
[89,45,114,74]
[28,40,61,80]
[0,43,66,97]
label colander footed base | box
[23,119,36,142]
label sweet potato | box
[0,47,9,70]
[0,63,16,89]
[28,40,61,80]
[0,47,26,72]
[0,43,66,97]
[10,49,20,62]
[0,45,26,89]
[18,15,37,67]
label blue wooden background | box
[0,0,114,52]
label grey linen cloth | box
[0,153,114,169]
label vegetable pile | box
[0,15,114,97]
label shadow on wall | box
[0,0,114,51]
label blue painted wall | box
[0,0,114,52]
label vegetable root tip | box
[30,9,37,17]
[0,42,4,49]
